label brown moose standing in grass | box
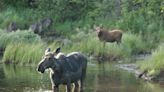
[94,26,123,59]
[94,26,123,47]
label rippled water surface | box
[0,62,164,92]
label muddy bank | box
[116,64,164,82]
[116,64,151,80]
[115,53,164,82]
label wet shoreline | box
[116,64,154,81]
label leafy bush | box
[0,30,42,50]
[1,0,163,38]
[0,7,38,29]
[122,33,147,54]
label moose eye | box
[47,57,53,61]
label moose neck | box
[51,58,63,73]
[50,58,58,69]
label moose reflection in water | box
[37,48,88,92]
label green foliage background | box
[0,0,163,36]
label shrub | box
[0,30,42,50]
[122,33,147,54]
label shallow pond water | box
[0,62,164,92]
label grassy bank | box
[1,29,151,65]
[137,43,164,77]
[0,25,163,66]
[47,31,149,61]
[0,30,44,65]
[3,42,44,65]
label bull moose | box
[94,26,123,46]
[37,48,87,92]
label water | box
[0,62,164,92]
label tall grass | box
[137,43,164,76]
[0,28,157,65]
[49,31,148,60]
[3,42,44,65]
[0,30,44,65]
[122,33,147,54]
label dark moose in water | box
[37,48,87,92]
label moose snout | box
[37,64,45,73]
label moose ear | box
[54,47,61,54]
[45,48,51,55]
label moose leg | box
[102,42,106,58]
[80,80,84,92]
[116,41,119,45]
[80,68,86,92]
[52,85,59,92]
[66,82,71,92]
[116,40,121,45]
[103,42,106,49]
[116,36,122,45]
[74,81,80,92]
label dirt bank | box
[116,64,164,83]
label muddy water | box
[0,62,164,92]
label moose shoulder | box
[37,48,87,92]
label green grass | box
[0,30,44,65]
[0,28,159,65]
[48,32,148,60]
[3,42,45,65]
[137,43,164,76]
[122,33,148,54]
